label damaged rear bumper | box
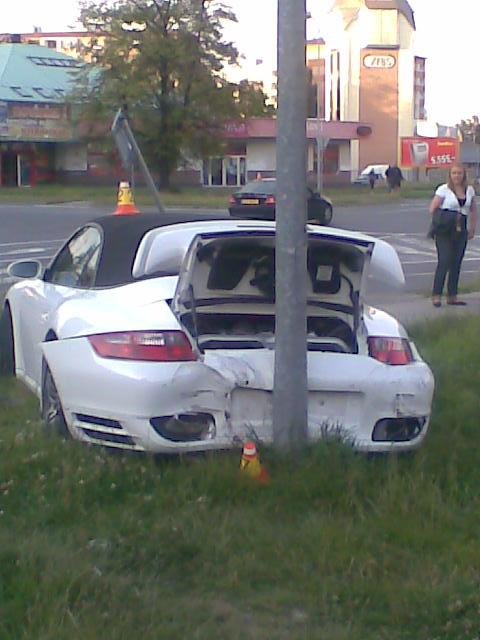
[42,339,434,454]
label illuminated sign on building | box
[0,118,73,141]
[363,54,396,69]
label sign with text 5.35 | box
[401,137,459,168]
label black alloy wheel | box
[0,305,15,376]
[41,362,69,437]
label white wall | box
[246,140,276,172]
[55,143,87,171]
[339,142,353,171]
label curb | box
[369,292,480,327]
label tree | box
[457,115,480,144]
[234,79,276,117]
[75,0,272,187]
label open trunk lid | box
[172,228,403,354]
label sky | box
[2,0,478,126]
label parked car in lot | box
[228,179,333,225]
[0,212,434,454]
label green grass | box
[459,277,480,295]
[1,316,480,638]
[0,182,435,209]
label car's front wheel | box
[0,305,15,376]
[41,362,69,437]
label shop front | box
[0,101,74,187]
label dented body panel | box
[42,332,434,454]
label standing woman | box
[429,164,477,306]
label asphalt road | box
[1,199,479,299]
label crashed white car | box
[0,213,434,453]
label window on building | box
[330,51,341,121]
[46,40,57,49]
[202,156,247,187]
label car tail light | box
[367,337,413,365]
[88,331,197,362]
[228,195,236,205]
[265,196,275,205]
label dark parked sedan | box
[228,179,333,225]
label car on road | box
[228,179,333,225]
[0,212,434,454]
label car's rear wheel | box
[0,305,15,376]
[41,362,69,437]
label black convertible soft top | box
[90,212,230,287]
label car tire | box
[323,205,333,226]
[41,361,69,438]
[0,305,15,376]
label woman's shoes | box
[447,297,467,306]
[432,296,441,307]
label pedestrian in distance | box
[428,163,477,307]
[385,165,403,192]
[368,168,376,190]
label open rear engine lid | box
[171,228,404,320]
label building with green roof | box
[0,42,87,186]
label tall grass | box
[1,317,480,639]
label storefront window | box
[202,156,247,187]
[225,157,238,186]
[210,157,223,186]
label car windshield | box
[240,180,276,194]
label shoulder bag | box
[427,208,458,238]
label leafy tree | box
[457,116,480,144]
[234,79,276,118]
[75,0,272,187]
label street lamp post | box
[315,43,328,194]
[316,120,323,193]
[273,0,308,450]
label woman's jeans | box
[432,226,468,297]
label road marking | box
[0,255,54,265]
[0,238,65,248]
[0,247,48,256]
[409,269,479,277]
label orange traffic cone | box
[239,441,270,485]
[114,181,140,215]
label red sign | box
[401,137,459,168]
[224,121,248,138]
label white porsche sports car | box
[0,213,434,453]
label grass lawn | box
[1,316,480,639]
[0,182,435,209]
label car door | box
[18,226,103,389]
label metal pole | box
[316,130,322,192]
[273,0,308,450]
[111,109,166,214]
[123,119,166,214]
[316,42,322,193]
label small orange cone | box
[114,181,140,215]
[239,441,270,485]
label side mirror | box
[7,260,42,280]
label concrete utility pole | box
[273,0,308,449]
